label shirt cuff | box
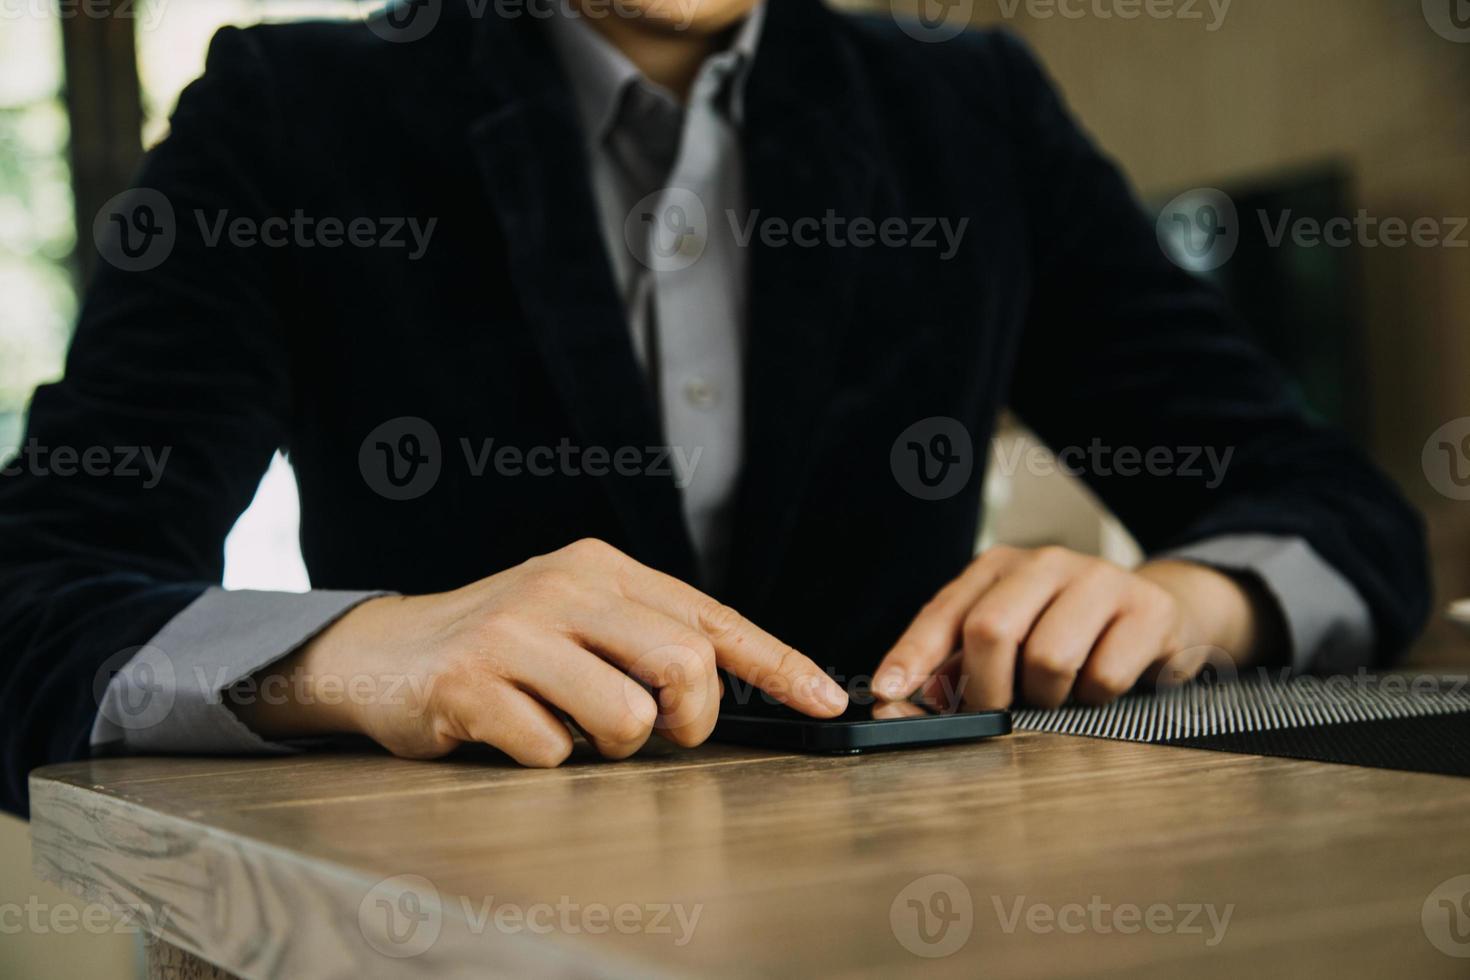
[89,587,387,755]
[1159,535,1375,674]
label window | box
[0,12,72,450]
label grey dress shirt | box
[545,6,763,587]
[90,7,1374,755]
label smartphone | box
[712,690,1012,755]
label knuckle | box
[1077,561,1121,589]
[1129,584,1177,624]
[661,646,701,680]
[697,600,745,640]
[688,633,718,667]
[1029,545,1074,570]
[1140,582,1178,616]
[670,636,717,676]
[1027,648,1078,680]
[518,552,553,574]
[563,537,617,562]
[982,544,1017,563]
[641,646,705,692]
[1082,670,1132,703]
[963,611,1017,648]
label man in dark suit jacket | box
[0,0,1429,816]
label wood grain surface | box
[28,733,1470,978]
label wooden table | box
[28,733,1470,978]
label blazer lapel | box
[726,0,881,610]
[464,13,699,582]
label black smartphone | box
[712,690,1012,755]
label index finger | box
[613,560,848,718]
[873,551,1014,700]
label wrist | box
[230,596,395,739]
[1136,559,1284,666]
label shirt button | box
[684,377,719,409]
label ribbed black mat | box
[1012,674,1470,777]
[1165,712,1470,776]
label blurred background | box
[1,1,1466,975]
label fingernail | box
[823,680,849,712]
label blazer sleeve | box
[990,31,1431,665]
[0,27,297,816]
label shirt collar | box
[545,4,766,145]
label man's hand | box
[871,546,1284,711]
[232,538,848,766]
